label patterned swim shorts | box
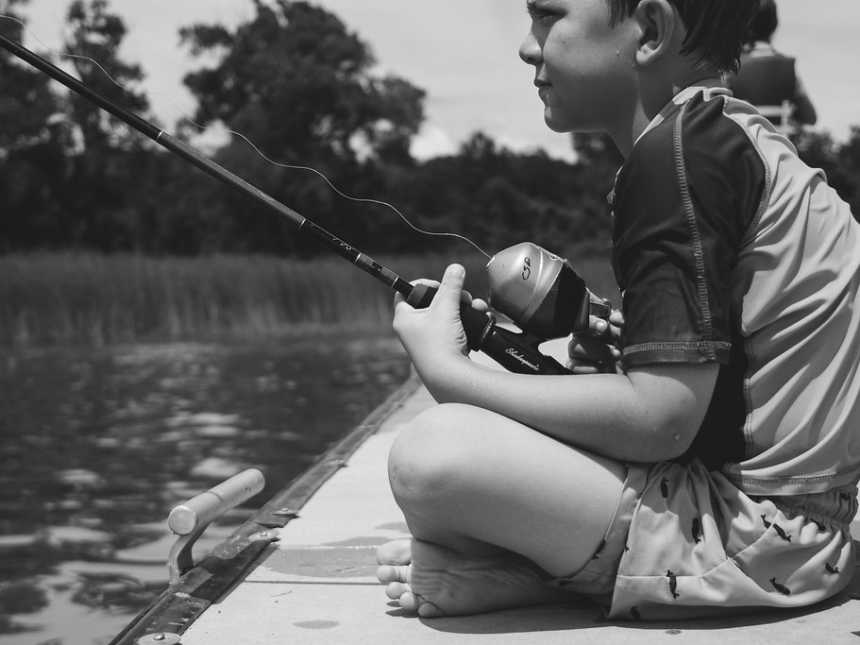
[553,459,858,620]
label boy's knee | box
[387,404,476,505]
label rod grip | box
[404,284,571,375]
[406,283,437,308]
[405,284,489,349]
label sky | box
[16,0,860,161]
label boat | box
[112,338,860,645]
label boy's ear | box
[633,0,679,67]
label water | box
[0,335,411,645]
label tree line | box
[1,0,858,258]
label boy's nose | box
[519,31,542,66]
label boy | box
[377,0,859,620]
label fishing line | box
[187,122,491,259]
[0,14,492,259]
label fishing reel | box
[407,242,612,375]
[486,242,611,339]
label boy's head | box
[607,0,762,72]
[520,0,761,149]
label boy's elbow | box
[626,413,698,463]
[648,418,698,462]
[626,363,718,462]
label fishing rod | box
[0,33,574,375]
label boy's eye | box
[527,2,558,23]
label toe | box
[416,600,444,618]
[376,538,412,565]
[377,564,410,584]
[385,581,410,600]
[398,591,443,617]
[397,589,420,612]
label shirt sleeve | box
[611,95,765,368]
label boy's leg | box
[378,402,628,616]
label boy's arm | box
[421,354,717,464]
[396,265,718,464]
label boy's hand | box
[567,308,624,374]
[393,264,482,370]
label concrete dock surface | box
[182,341,860,644]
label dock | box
[122,339,860,644]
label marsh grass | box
[0,249,617,347]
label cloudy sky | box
[17,0,860,160]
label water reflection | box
[0,335,409,644]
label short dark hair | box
[607,0,762,72]
[747,0,778,44]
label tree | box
[795,128,860,220]
[0,0,70,251]
[180,0,424,166]
[835,127,860,218]
[0,0,61,154]
[63,0,150,150]
[380,132,604,258]
[173,0,427,254]
[58,0,157,251]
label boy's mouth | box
[535,79,552,101]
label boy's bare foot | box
[375,538,566,618]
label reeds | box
[0,250,616,347]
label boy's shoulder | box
[623,86,768,199]
[632,86,756,163]
[616,86,776,236]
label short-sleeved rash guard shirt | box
[612,85,860,495]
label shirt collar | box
[634,81,731,145]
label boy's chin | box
[543,108,582,134]
[544,110,606,135]
[544,121,572,134]
[543,114,574,134]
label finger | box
[394,296,417,319]
[609,309,625,326]
[570,352,609,366]
[569,337,613,364]
[471,297,489,313]
[568,341,593,358]
[568,364,602,375]
[410,278,440,289]
[460,291,489,310]
[432,264,466,311]
[589,315,610,337]
[569,336,610,356]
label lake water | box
[0,335,411,645]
